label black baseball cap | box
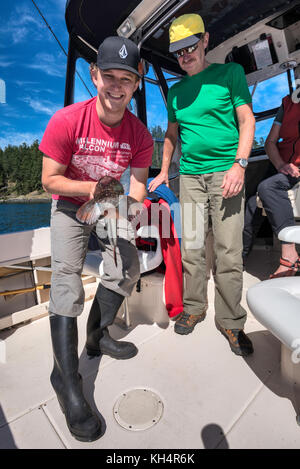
[97,36,141,78]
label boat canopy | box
[65,0,290,73]
[64,0,300,166]
[64,0,300,105]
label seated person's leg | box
[258,173,299,277]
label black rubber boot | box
[49,314,102,442]
[86,283,138,359]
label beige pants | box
[49,199,140,317]
[180,172,247,329]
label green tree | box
[2,145,18,182]
[0,148,4,187]
[151,125,166,168]
[151,125,165,140]
[0,140,44,196]
[253,136,265,149]
[30,140,43,192]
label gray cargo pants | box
[257,172,300,236]
[49,199,140,317]
[180,172,247,330]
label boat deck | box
[1,246,300,449]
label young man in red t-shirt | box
[40,36,153,442]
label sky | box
[0,0,295,151]
[0,0,169,150]
[0,0,70,149]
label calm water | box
[0,202,51,234]
[0,171,130,235]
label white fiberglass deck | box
[1,246,300,449]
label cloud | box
[0,104,21,119]
[13,81,57,97]
[14,4,42,28]
[27,52,66,78]
[0,4,43,45]
[0,1,68,48]
[13,26,28,44]
[0,56,14,67]
[14,80,40,87]
[0,131,43,149]
[21,96,61,116]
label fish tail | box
[113,246,118,267]
[107,217,118,267]
[76,200,102,224]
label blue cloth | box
[146,178,182,242]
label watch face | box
[238,159,248,168]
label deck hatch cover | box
[113,388,164,431]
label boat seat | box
[247,225,300,351]
[288,182,300,219]
[246,226,300,424]
[82,225,163,328]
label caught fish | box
[76,176,124,225]
[76,176,140,268]
[76,176,124,267]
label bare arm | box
[121,166,149,220]
[235,103,256,161]
[264,123,283,169]
[265,123,299,178]
[42,156,97,200]
[148,121,179,192]
[221,103,256,198]
[129,166,149,203]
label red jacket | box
[278,95,300,166]
[137,198,183,318]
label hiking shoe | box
[174,311,206,335]
[217,325,254,356]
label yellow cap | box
[169,14,205,53]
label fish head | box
[94,176,124,206]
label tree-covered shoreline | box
[0,140,45,199]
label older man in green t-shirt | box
[149,14,255,356]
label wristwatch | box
[234,158,248,169]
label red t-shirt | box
[39,97,153,205]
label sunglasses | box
[175,42,199,58]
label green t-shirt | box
[167,62,252,174]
